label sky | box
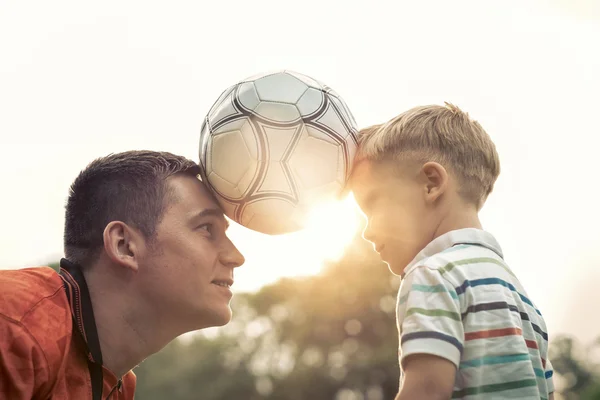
[1,0,599,344]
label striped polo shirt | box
[396,228,554,399]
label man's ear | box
[103,221,142,272]
[421,162,448,204]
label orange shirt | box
[0,260,136,399]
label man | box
[0,150,245,399]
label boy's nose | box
[362,223,377,244]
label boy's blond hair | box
[357,102,500,208]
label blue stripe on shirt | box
[401,331,464,353]
[460,353,530,369]
[455,278,542,316]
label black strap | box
[58,259,105,400]
[69,315,104,400]
[88,360,104,400]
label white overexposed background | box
[0,0,599,344]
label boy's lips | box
[375,244,385,253]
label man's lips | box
[211,278,234,288]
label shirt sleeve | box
[397,265,464,369]
[545,358,555,394]
[0,315,51,399]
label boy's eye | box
[360,202,373,216]
[198,223,213,234]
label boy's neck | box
[432,205,482,240]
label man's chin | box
[207,306,233,327]
[189,305,233,330]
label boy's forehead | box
[350,160,384,185]
[349,161,378,197]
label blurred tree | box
[134,234,401,400]
[550,335,600,399]
[48,236,600,399]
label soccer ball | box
[198,70,358,235]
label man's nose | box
[221,239,245,268]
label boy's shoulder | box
[408,242,504,272]
[402,241,513,289]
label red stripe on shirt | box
[465,327,523,341]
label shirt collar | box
[58,258,103,365]
[402,228,504,278]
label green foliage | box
[134,235,401,399]
[50,235,600,398]
[549,335,600,399]
[132,234,600,399]
[582,384,600,400]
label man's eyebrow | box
[191,208,229,228]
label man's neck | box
[83,269,182,377]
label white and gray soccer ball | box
[199,70,358,235]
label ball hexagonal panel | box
[296,87,325,117]
[208,85,235,116]
[283,70,324,90]
[208,87,238,125]
[288,130,341,190]
[254,73,308,104]
[238,119,260,160]
[208,171,242,199]
[261,124,299,162]
[254,101,301,122]
[211,130,253,187]
[305,125,342,146]
[315,101,353,140]
[236,159,259,196]
[237,82,260,112]
[241,198,299,235]
[329,95,357,133]
[257,162,292,193]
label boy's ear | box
[421,162,448,204]
[103,221,142,272]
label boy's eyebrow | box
[362,191,376,209]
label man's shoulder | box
[0,267,75,398]
[0,266,66,323]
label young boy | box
[350,103,554,399]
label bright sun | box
[227,195,363,292]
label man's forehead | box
[166,174,221,211]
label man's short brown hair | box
[356,103,501,207]
[64,150,202,266]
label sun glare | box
[302,194,362,263]
[228,195,363,292]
